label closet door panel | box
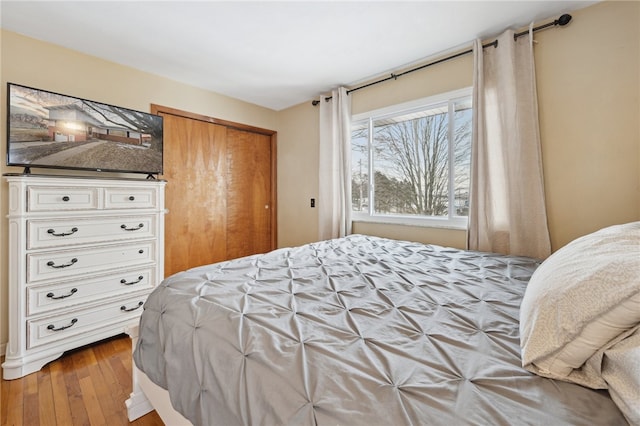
[226,129,272,259]
[161,114,228,276]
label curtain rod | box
[312,13,572,106]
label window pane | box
[351,121,369,212]
[350,89,472,226]
[372,105,450,217]
[453,98,472,216]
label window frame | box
[351,87,472,230]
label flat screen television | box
[6,83,163,177]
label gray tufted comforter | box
[134,234,627,425]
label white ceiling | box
[1,1,598,111]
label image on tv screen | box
[7,83,163,175]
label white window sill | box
[352,215,468,231]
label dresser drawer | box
[27,267,156,316]
[27,215,157,249]
[27,186,99,212]
[104,187,157,209]
[27,241,156,283]
[27,295,147,349]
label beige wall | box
[277,0,640,251]
[535,0,639,249]
[276,102,320,248]
[0,30,279,350]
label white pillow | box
[519,222,640,383]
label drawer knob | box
[120,223,144,232]
[121,301,144,312]
[46,288,78,300]
[47,227,78,237]
[62,196,70,202]
[120,276,144,286]
[128,196,136,201]
[46,258,78,269]
[47,318,78,332]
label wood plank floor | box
[1,334,164,426]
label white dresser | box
[2,175,166,379]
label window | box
[351,88,472,229]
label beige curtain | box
[318,87,352,240]
[468,26,551,259]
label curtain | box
[318,87,352,240]
[468,26,551,259]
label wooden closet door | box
[226,128,273,259]
[160,113,228,276]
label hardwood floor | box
[1,334,164,426]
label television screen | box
[6,83,163,176]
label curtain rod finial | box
[557,14,572,26]
[312,100,320,106]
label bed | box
[128,223,640,425]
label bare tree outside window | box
[351,93,471,223]
[351,126,369,212]
[452,99,472,216]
